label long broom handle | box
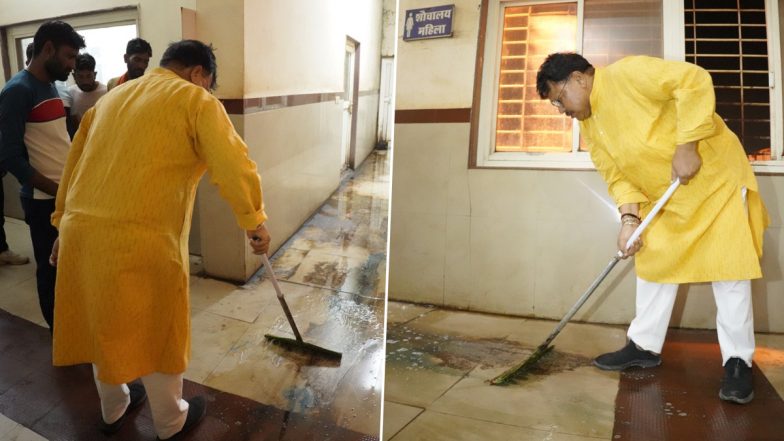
[620,178,681,256]
[538,178,681,350]
[261,254,304,343]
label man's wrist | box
[676,142,697,151]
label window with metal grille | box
[684,0,772,160]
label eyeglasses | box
[550,75,572,108]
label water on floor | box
[383,301,784,441]
[0,150,389,440]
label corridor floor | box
[383,301,784,441]
[0,150,389,441]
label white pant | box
[627,277,755,366]
[93,366,189,439]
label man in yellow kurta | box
[50,40,272,439]
[536,53,768,404]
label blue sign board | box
[403,5,455,41]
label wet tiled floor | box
[614,329,784,441]
[383,300,784,441]
[0,309,373,441]
[0,150,389,440]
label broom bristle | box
[489,345,554,385]
[265,334,343,360]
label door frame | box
[345,36,360,170]
[377,56,395,143]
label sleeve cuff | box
[236,211,268,230]
[614,191,649,208]
[51,211,62,229]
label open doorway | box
[377,56,395,147]
[341,37,360,173]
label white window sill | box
[752,161,784,175]
[477,154,784,174]
[477,152,596,170]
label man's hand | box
[671,142,701,184]
[617,223,642,259]
[246,223,271,255]
[49,237,59,267]
[29,171,59,196]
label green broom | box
[490,179,681,385]
[260,254,343,360]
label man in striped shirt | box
[0,20,85,331]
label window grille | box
[684,0,771,160]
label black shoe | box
[98,383,148,435]
[593,340,662,371]
[719,357,754,404]
[157,396,207,440]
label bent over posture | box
[51,40,271,439]
[536,53,768,404]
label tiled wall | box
[389,122,784,332]
[199,103,344,281]
[357,94,382,164]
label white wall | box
[243,0,382,97]
[381,0,397,57]
[241,103,344,256]
[356,94,381,163]
[243,1,342,97]
[195,0,243,98]
[389,0,784,332]
[395,0,479,109]
[241,0,384,167]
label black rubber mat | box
[613,328,784,441]
[0,308,376,441]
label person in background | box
[536,52,768,405]
[107,38,152,90]
[50,40,271,439]
[68,53,107,129]
[0,21,84,330]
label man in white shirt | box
[68,53,107,129]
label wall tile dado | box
[220,94,334,115]
[199,89,380,281]
[389,121,784,331]
[220,90,379,115]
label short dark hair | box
[25,43,34,65]
[75,53,96,71]
[536,53,594,99]
[126,38,152,56]
[160,40,218,90]
[33,20,85,56]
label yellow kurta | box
[581,56,768,283]
[51,67,267,384]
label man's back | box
[64,67,225,230]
